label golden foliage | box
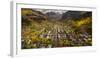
[76,17,91,27]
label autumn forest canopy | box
[21,8,92,49]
